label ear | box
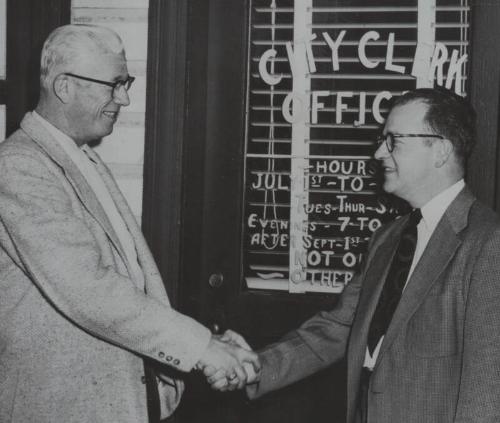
[434,138,454,168]
[53,74,70,104]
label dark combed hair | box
[391,88,476,166]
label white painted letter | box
[258,49,283,86]
[323,30,346,71]
[354,91,367,127]
[311,90,330,124]
[336,91,353,124]
[445,49,468,95]
[411,41,435,87]
[282,92,307,123]
[358,31,380,69]
[286,34,318,77]
[285,41,298,78]
[385,33,406,74]
[304,33,317,74]
[372,91,392,124]
[428,42,448,87]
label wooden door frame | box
[143,3,211,421]
[143,0,215,322]
[467,1,500,211]
[143,0,192,307]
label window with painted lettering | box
[242,0,470,294]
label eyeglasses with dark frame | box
[64,72,135,96]
[375,133,445,153]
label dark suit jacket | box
[248,188,500,423]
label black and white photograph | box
[1,1,499,422]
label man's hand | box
[220,329,260,384]
[199,330,261,391]
[197,332,261,391]
[219,329,251,349]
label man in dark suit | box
[209,88,500,422]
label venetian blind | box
[243,0,470,294]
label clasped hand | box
[197,330,261,391]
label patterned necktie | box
[367,208,422,355]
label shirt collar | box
[32,111,89,162]
[420,179,465,232]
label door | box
[174,0,473,422]
[142,1,499,422]
[178,1,356,421]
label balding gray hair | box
[40,24,125,91]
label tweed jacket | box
[248,187,500,423]
[0,113,211,423]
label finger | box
[202,365,217,377]
[222,329,251,350]
[236,367,247,390]
[207,368,227,385]
[243,361,259,384]
[225,369,243,390]
[225,377,240,391]
[229,363,247,388]
[219,332,230,343]
[240,350,262,373]
[211,377,229,391]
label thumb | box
[221,329,251,350]
[240,349,261,373]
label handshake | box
[196,330,261,391]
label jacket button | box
[141,376,146,384]
[159,351,165,358]
[166,356,172,362]
[173,359,180,365]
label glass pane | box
[0,0,5,79]
[242,0,470,294]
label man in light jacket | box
[0,24,258,423]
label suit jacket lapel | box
[373,188,474,371]
[84,147,167,301]
[349,222,407,385]
[20,113,127,269]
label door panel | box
[180,1,352,421]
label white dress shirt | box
[364,179,465,369]
[32,111,144,286]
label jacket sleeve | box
[247,226,383,399]
[455,227,500,422]
[0,150,211,372]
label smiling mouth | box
[103,111,119,121]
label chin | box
[98,126,114,139]
[382,181,395,195]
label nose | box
[374,139,389,160]
[113,85,130,106]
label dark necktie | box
[367,208,422,355]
